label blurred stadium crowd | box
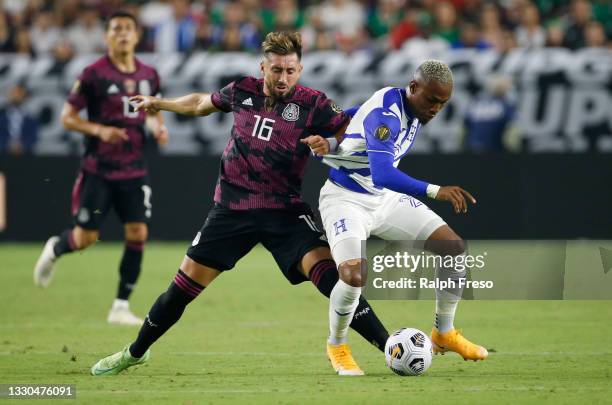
[0,0,610,156]
[0,0,610,56]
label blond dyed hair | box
[415,60,453,86]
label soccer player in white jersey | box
[317,60,488,376]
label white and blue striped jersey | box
[322,87,422,195]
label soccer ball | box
[385,328,433,376]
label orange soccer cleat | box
[431,329,488,361]
[326,343,365,376]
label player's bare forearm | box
[193,93,220,116]
[60,103,101,137]
[333,121,350,144]
[61,103,127,144]
[133,93,219,116]
[156,94,203,116]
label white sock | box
[435,290,459,333]
[112,299,129,311]
[434,258,465,333]
[328,280,361,345]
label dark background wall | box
[1,153,610,241]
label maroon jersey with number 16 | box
[211,76,349,210]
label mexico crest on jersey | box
[282,103,300,122]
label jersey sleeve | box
[364,107,402,155]
[210,81,235,113]
[310,94,350,136]
[66,68,95,111]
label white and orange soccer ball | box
[385,328,433,376]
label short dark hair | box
[261,31,302,60]
[105,11,138,31]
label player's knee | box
[180,256,221,287]
[338,259,366,287]
[427,226,466,256]
[125,223,148,242]
[445,239,466,256]
[426,236,466,257]
[82,231,99,247]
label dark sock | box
[309,260,389,352]
[129,270,204,358]
[117,241,144,300]
[53,229,78,257]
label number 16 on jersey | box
[252,115,275,141]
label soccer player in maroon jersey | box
[33,12,168,325]
[91,31,389,375]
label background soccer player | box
[33,11,168,325]
[90,31,389,376]
[319,60,488,374]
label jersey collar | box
[399,88,417,122]
[105,54,140,75]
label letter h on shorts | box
[333,218,348,236]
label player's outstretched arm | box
[369,152,476,214]
[130,94,219,117]
[60,103,128,144]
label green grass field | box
[1,242,611,404]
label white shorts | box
[318,180,446,265]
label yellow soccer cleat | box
[326,343,365,376]
[431,329,488,361]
